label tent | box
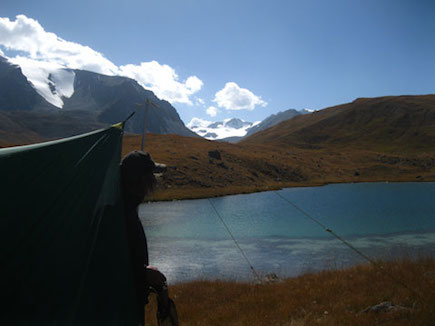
[0,124,138,325]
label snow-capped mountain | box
[0,55,197,140]
[187,118,260,140]
[187,109,312,142]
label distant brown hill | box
[3,95,435,199]
[241,95,435,153]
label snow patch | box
[8,56,75,108]
[302,108,314,113]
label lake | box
[139,182,435,284]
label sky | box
[0,0,434,126]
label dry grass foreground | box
[145,258,435,326]
[122,133,435,201]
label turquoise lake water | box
[138,182,435,284]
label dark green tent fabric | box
[0,126,138,325]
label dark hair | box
[121,151,156,180]
[120,151,157,203]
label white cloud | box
[0,48,4,56]
[0,15,118,75]
[0,15,203,105]
[185,76,203,93]
[206,106,219,117]
[119,62,202,105]
[213,82,267,111]
[186,117,212,129]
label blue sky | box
[1,0,434,125]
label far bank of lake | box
[139,182,435,284]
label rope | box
[274,191,378,265]
[274,190,427,304]
[208,198,262,283]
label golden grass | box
[145,258,435,326]
[122,133,435,201]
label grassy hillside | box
[2,95,435,199]
[241,95,435,153]
[145,258,435,326]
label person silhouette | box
[120,151,177,326]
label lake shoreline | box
[146,178,435,202]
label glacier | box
[9,56,75,108]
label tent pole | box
[141,99,149,151]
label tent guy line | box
[274,190,427,305]
[208,198,262,283]
[274,191,377,265]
